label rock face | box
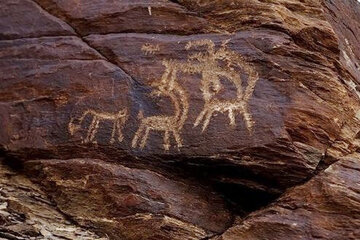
[216,154,360,240]
[0,158,105,240]
[0,0,360,239]
[25,159,232,239]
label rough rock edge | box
[1,0,359,238]
[0,158,107,240]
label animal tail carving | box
[68,110,90,135]
[68,118,78,135]
[244,68,259,101]
[137,110,144,120]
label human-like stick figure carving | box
[132,60,189,150]
[184,39,259,133]
[68,108,128,144]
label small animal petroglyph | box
[68,108,128,144]
[132,60,189,150]
[183,39,259,132]
[141,43,160,55]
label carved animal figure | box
[183,39,259,132]
[132,60,189,150]
[68,108,128,144]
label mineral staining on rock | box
[1,0,360,239]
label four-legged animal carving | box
[184,39,259,132]
[69,39,258,150]
[68,108,128,144]
[132,60,189,150]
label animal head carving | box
[118,108,128,117]
[150,60,178,96]
[68,117,82,136]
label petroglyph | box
[70,39,258,150]
[134,39,258,150]
[69,108,128,144]
[183,39,259,133]
[141,43,160,55]
[132,60,189,150]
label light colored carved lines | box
[185,39,259,133]
[68,108,128,144]
[69,38,259,151]
[132,60,189,151]
[141,43,160,55]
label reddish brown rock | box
[25,158,232,239]
[0,159,106,239]
[0,0,360,239]
[325,0,360,90]
[33,0,211,35]
[216,153,360,240]
[2,0,360,195]
[0,0,74,40]
[0,35,133,155]
[85,28,357,191]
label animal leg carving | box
[139,127,150,149]
[228,109,236,127]
[89,118,100,143]
[110,121,117,144]
[201,109,214,132]
[241,105,255,133]
[163,130,170,151]
[132,124,145,148]
[116,120,124,142]
[172,130,182,149]
[194,109,207,128]
[84,116,97,143]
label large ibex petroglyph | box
[132,60,189,150]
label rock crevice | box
[1,0,360,239]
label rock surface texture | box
[0,0,360,239]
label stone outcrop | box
[1,0,360,239]
[0,159,105,240]
[25,158,232,239]
[216,154,360,240]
